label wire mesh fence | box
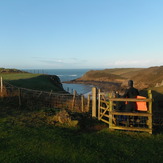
[1,81,91,113]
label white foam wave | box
[68,75,77,76]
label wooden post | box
[81,95,84,112]
[87,94,90,112]
[98,89,101,120]
[18,88,21,106]
[92,87,97,117]
[72,90,76,110]
[109,100,113,128]
[1,77,3,94]
[148,90,152,134]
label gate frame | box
[92,88,153,134]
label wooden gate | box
[97,89,153,134]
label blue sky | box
[0,0,163,69]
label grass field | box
[0,73,63,92]
[0,104,163,163]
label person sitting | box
[114,91,125,112]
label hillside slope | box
[70,66,163,90]
[0,68,65,92]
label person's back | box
[123,80,139,112]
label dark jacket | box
[123,87,139,112]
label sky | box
[0,0,163,69]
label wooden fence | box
[0,78,91,113]
[1,77,161,134]
[92,87,153,134]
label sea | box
[24,69,96,95]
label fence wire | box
[1,81,91,113]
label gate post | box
[98,89,101,120]
[0,77,3,96]
[109,100,113,129]
[148,90,152,134]
[92,87,97,117]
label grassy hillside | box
[0,73,64,92]
[104,68,145,76]
[0,105,163,162]
[80,70,124,81]
[0,68,25,73]
[76,66,163,92]
[130,67,163,86]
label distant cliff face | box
[48,75,64,91]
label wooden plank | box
[99,92,105,96]
[111,111,152,117]
[111,126,152,133]
[100,106,110,110]
[101,118,110,125]
[99,107,109,120]
[100,113,110,118]
[100,100,109,104]
[109,98,151,102]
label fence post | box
[148,90,152,134]
[92,87,97,117]
[72,90,76,110]
[109,100,113,129]
[1,77,3,95]
[98,89,101,120]
[18,88,21,106]
[87,94,90,112]
[81,95,84,112]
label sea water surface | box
[25,69,94,95]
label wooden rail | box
[92,88,153,134]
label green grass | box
[0,73,63,92]
[0,105,163,163]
